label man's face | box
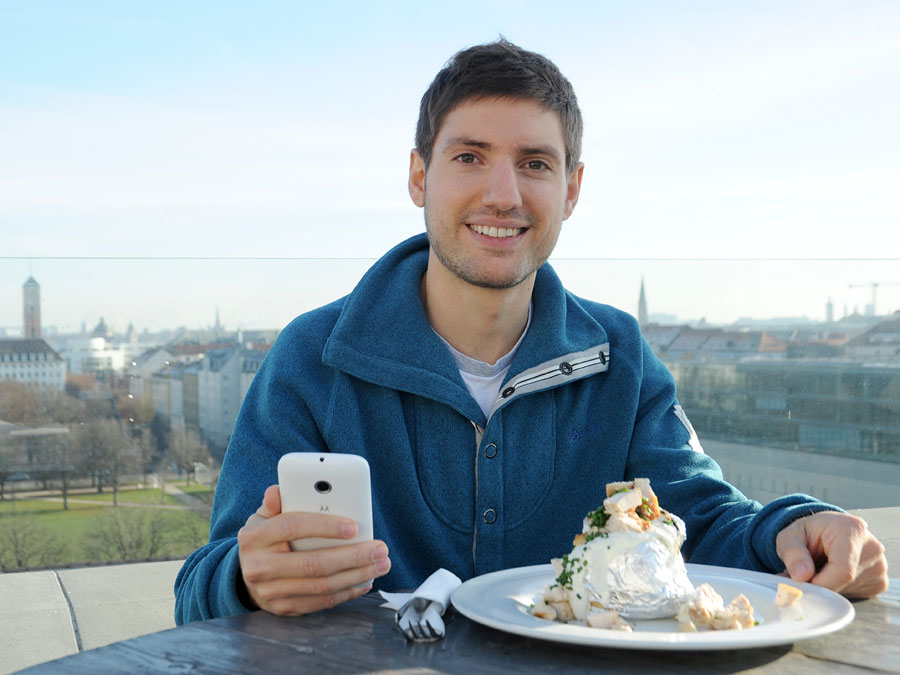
[409,97,583,290]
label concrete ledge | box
[0,560,183,674]
[0,571,78,674]
[57,560,185,652]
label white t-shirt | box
[432,305,533,420]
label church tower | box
[638,277,649,330]
[23,276,41,339]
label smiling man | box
[174,39,887,624]
[413,96,583,365]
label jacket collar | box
[323,233,610,422]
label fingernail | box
[371,542,388,561]
[340,521,358,538]
[375,557,391,574]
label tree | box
[0,380,87,427]
[69,418,138,505]
[149,412,170,470]
[82,508,167,562]
[168,429,212,484]
[0,511,67,571]
[0,381,39,424]
[64,373,98,397]
[115,393,143,438]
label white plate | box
[451,563,854,650]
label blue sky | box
[1,1,899,331]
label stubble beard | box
[424,206,554,291]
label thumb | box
[777,520,816,582]
[256,484,283,519]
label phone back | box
[277,452,374,551]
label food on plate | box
[531,479,756,632]
[531,478,692,626]
[676,583,754,632]
[774,582,804,607]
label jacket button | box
[484,443,497,458]
[501,386,515,398]
[559,362,573,375]
[483,508,497,524]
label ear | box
[408,149,426,208]
[562,162,584,220]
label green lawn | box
[178,482,216,506]
[0,498,97,515]
[68,488,182,506]
[0,495,210,571]
[178,482,214,495]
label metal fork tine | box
[397,599,443,642]
[422,619,438,640]
[398,605,422,641]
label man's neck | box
[420,250,534,365]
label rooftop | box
[0,339,62,358]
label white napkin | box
[379,568,462,637]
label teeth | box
[470,224,521,238]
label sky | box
[1,0,899,333]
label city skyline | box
[2,2,899,330]
[2,259,898,336]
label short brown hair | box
[415,38,583,173]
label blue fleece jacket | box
[174,234,838,624]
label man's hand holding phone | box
[237,484,391,616]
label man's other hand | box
[237,484,391,616]
[776,511,888,598]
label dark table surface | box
[22,581,900,674]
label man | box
[175,40,887,624]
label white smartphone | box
[277,452,373,552]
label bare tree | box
[180,512,210,550]
[0,381,38,424]
[0,511,67,571]
[82,508,167,562]
[168,429,212,485]
[69,418,139,506]
[0,380,87,426]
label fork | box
[396,598,444,642]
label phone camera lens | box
[314,480,332,494]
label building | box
[647,319,900,461]
[197,346,269,454]
[667,357,900,460]
[0,339,67,390]
[637,277,648,330]
[844,312,900,361]
[129,347,179,421]
[130,343,231,425]
[50,318,136,379]
[151,365,181,429]
[181,362,201,432]
[0,422,70,495]
[23,277,41,339]
[58,336,126,378]
[652,326,782,361]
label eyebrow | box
[442,136,492,152]
[441,136,564,164]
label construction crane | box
[848,282,900,316]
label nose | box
[481,160,523,212]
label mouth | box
[467,223,524,239]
